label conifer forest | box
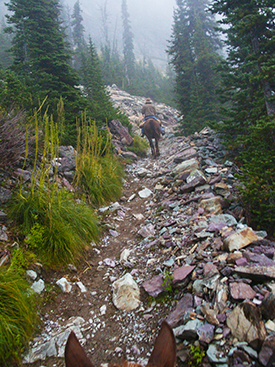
[0,0,274,365]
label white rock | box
[109,202,121,212]
[128,194,136,202]
[120,249,131,264]
[133,213,144,221]
[31,279,45,294]
[265,319,275,333]
[56,277,72,293]
[26,270,37,280]
[138,188,152,198]
[76,281,87,293]
[100,305,107,315]
[112,273,140,311]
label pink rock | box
[166,293,193,328]
[204,263,219,277]
[142,275,164,297]
[236,257,248,266]
[230,282,256,300]
[173,265,196,284]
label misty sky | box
[64,0,177,68]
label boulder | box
[223,227,262,252]
[112,273,140,311]
[227,301,266,351]
[108,119,133,146]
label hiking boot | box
[161,128,165,136]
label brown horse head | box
[143,118,161,158]
[65,321,176,367]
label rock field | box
[1,86,275,367]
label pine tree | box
[80,37,122,125]
[168,0,222,134]
[60,1,74,47]
[71,0,85,70]
[5,0,82,140]
[121,0,135,86]
[211,0,275,137]
[211,0,275,235]
[71,1,85,49]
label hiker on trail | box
[140,98,165,136]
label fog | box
[64,0,177,68]
[0,0,177,68]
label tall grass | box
[74,114,124,206]
[0,268,37,365]
[10,189,100,267]
[9,103,100,267]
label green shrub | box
[162,270,173,293]
[188,345,205,367]
[74,116,124,206]
[127,134,149,157]
[0,268,37,365]
[9,247,36,275]
[10,188,100,267]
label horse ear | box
[147,321,176,367]
[65,331,95,367]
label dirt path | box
[26,134,176,367]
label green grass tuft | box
[127,134,149,157]
[0,268,37,365]
[9,188,100,267]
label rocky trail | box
[2,87,275,367]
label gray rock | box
[173,319,204,340]
[0,226,8,241]
[26,270,37,281]
[209,214,237,227]
[137,223,155,238]
[172,158,199,177]
[23,338,57,363]
[0,211,7,223]
[207,344,228,364]
[0,186,12,204]
[76,282,87,293]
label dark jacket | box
[142,103,156,117]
